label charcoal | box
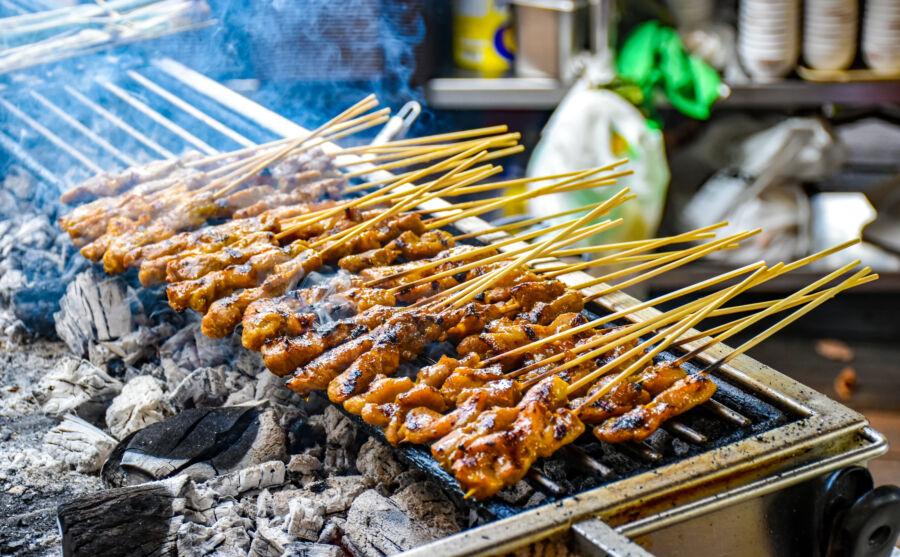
[43,414,117,473]
[103,406,286,488]
[54,268,135,356]
[287,496,327,540]
[341,489,438,555]
[168,365,252,410]
[105,375,172,439]
[314,406,357,475]
[34,356,122,423]
[57,475,194,557]
[356,437,405,492]
[288,454,323,478]
[247,517,294,557]
[159,322,238,379]
[279,541,342,557]
[89,322,176,369]
[390,482,462,540]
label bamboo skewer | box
[342,133,521,180]
[670,268,876,364]
[577,230,763,301]
[513,261,868,383]
[335,132,521,168]
[209,98,383,199]
[570,266,770,406]
[346,159,626,196]
[309,151,495,250]
[342,145,528,193]
[697,270,876,374]
[440,190,633,308]
[422,174,631,230]
[338,125,510,154]
[275,142,494,240]
[425,164,629,231]
[540,223,733,279]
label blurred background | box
[0,0,898,486]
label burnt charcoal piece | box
[58,475,190,557]
[101,405,285,488]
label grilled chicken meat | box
[592,372,716,443]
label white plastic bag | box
[526,81,670,245]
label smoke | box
[161,0,429,136]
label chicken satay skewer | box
[592,270,876,443]
[211,105,388,199]
[564,267,769,409]
[484,238,862,371]
[276,142,497,240]
[307,149,496,250]
[442,269,870,499]
[516,261,868,388]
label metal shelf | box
[425,75,569,110]
[425,75,900,110]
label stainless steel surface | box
[511,0,588,82]
[573,518,655,557]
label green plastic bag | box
[617,21,721,120]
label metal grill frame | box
[0,57,888,556]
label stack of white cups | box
[738,0,800,81]
[803,0,858,70]
[863,0,900,74]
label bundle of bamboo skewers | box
[57,95,875,500]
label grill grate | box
[0,60,284,191]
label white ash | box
[105,375,172,439]
[170,365,253,409]
[43,414,117,474]
[34,355,122,423]
[88,321,176,369]
[54,268,136,356]
[341,489,443,556]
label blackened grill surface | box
[329,299,799,520]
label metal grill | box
[0,57,889,556]
[0,58,292,191]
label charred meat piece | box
[592,373,716,443]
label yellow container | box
[453,0,515,76]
